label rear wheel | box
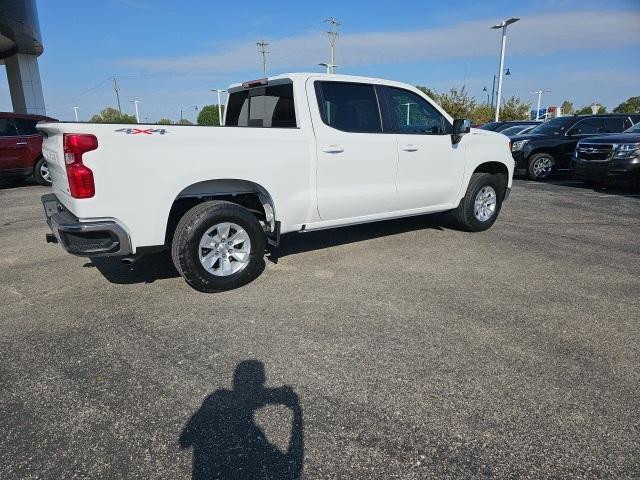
[171,200,265,292]
[527,153,554,181]
[450,172,504,232]
[33,157,52,186]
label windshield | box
[624,122,640,133]
[501,125,533,136]
[528,117,575,135]
[478,122,501,131]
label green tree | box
[575,105,592,115]
[470,104,494,125]
[499,96,531,121]
[197,104,225,126]
[597,105,607,114]
[415,86,439,102]
[436,86,476,119]
[178,119,194,125]
[156,118,173,125]
[613,96,640,113]
[90,107,137,124]
[561,101,574,115]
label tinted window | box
[0,118,18,137]
[13,118,39,135]
[572,118,603,135]
[385,87,447,134]
[478,122,502,131]
[528,117,575,135]
[315,82,382,133]
[226,83,296,128]
[600,117,626,133]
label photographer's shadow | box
[180,360,304,480]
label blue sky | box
[1,0,639,122]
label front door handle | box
[16,142,28,146]
[322,145,344,154]
[402,144,419,152]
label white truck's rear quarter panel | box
[40,123,312,251]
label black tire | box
[450,172,504,232]
[527,153,555,181]
[171,201,266,292]
[33,157,52,186]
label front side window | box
[315,82,382,133]
[385,87,448,135]
[0,118,18,137]
[572,118,603,135]
[226,83,296,128]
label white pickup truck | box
[39,73,513,292]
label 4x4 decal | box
[115,128,167,135]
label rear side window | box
[600,117,626,133]
[13,119,39,135]
[0,118,18,137]
[226,83,296,128]
[315,81,382,133]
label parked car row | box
[480,114,640,187]
[0,112,57,185]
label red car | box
[0,112,57,185]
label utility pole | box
[530,90,551,120]
[73,106,79,122]
[324,17,341,74]
[112,76,122,114]
[211,89,227,126]
[256,40,269,77]
[131,100,141,123]
[491,18,519,121]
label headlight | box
[511,140,529,152]
[614,143,640,158]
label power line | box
[256,40,269,77]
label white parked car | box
[39,73,514,292]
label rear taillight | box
[63,134,98,198]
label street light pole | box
[211,89,227,126]
[400,102,415,125]
[73,106,79,122]
[318,63,337,74]
[131,100,141,123]
[531,90,551,120]
[492,18,519,121]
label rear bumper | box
[41,193,132,257]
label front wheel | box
[34,157,52,186]
[527,153,554,181]
[450,172,504,232]
[171,201,266,292]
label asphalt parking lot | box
[1,178,639,479]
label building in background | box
[0,0,45,115]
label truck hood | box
[579,133,640,144]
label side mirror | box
[452,118,471,144]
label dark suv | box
[0,112,57,185]
[571,121,640,189]
[509,114,640,180]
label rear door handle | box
[402,144,419,152]
[16,142,28,146]
[322,145,344,154]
